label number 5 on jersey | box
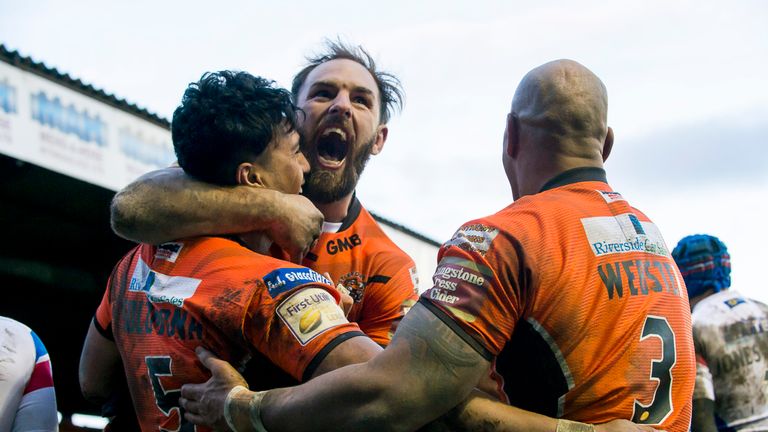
[146,356,195,432]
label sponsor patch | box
[598,190,625,204]
[263,268,332,298]
[445,224,499,256]
[155,242,184,263]
[277,288,348,346]
[128,258,201,307]
[338,272,366,302]
[581,214,670,257]
[724,297,746,308]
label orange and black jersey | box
[302,196,419,345]
[95,237,362,432]
[421,168,695,432]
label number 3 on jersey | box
[146,356,195,432]
[632,316,676,425]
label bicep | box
[79,320,121,403]
[310,334,381,378]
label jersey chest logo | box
[338,272,367,303]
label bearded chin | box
[303,136,375,204]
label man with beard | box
[111,41,420,351]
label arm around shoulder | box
[111,167,323,258]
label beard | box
[302,133,376,204]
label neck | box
[517,155,604,198]
[237,231,273,255]
[313,192,354,223]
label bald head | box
[512,59,609,146]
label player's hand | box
[180,347,249,430]
[325,272,353,316]
[269,194,323,263]
[595,419,666,432]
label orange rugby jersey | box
[302,196,419,345]
[421,168,695,431]
[95,236,363,432]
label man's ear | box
[602,126,614,162]
[236,163,264,186]
[370,124,388,156]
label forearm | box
[422,390,558,432]
[257,362,414,432]
[255,305,485,432]
[111,167,288,244]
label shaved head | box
[512,59,609,147]
[503,59,614,199]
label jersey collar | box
[337,192,362,232]
[540,167,608,192]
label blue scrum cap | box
[671,234,731,298]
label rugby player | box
[78,71,381,431]
[179,59,694,431]
[673,235,768,432]
[0,316,57,432]
[110,40,419,348]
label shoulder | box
[0,317,36,368]
[344,204,416,264]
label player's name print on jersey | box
[582,212,684,301]
[129,258,201,307]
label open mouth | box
[316,127,349,169]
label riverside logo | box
[264,268,332,298]
[277,288,347,345]
[128,258,201,307]
[582,213,670,258]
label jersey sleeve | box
[355,261,419,346]
[94,283,113,340]
[13,331,57,432]
[693,352,715,401]
[419,222,526,359]
[243,271,365,382]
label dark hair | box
[172,71,299,185]
[291,39,404,124]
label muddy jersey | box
[421,168,695,431]
[95,237,363,432]
[302,197,419,345]
[692,289,768,431]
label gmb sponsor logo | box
[592,237,668,257]
[326,234,361,255]
[434,266,485,286]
